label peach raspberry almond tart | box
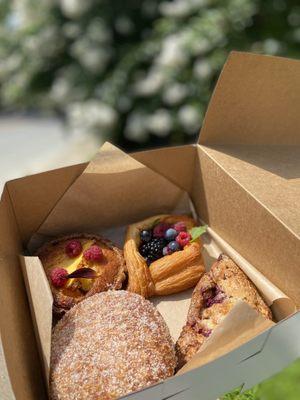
[124,215,207,298]
[36,234,125,315]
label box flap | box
[0,187,46,400]
[31,142,188,239]
[7,163,87,244]
[193,145,300,308]
[132,145,196,193]
[199,51,300,145]
[199,145,300,237]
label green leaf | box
[189,225,207,242]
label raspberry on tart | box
[36,234,126,315]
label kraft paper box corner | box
[0,51,299,400]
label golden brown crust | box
[176,254,272,368]
[36,233,126,315]
[124,215,205,298]
[50,291,176,400]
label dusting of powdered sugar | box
[50,291,176,400]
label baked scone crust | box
[124,215,205,298]
[36,233,126,315]
[176,254,272,368]
[50,291,176,400]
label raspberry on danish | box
[36,234,126,315]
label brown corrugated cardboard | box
[7,163,87,245]
[20,143,297,399]
[20,256,53,387]
[199,51,300,146]
[0,187,46,399]
[0,51,299,400]
[30,142,186,240]
[200,146,300,236]
[192,145,300,308]
[21,147,293,388]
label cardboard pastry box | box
[0,52,299,400]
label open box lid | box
[198,51,300,146]
[194,52,300,238]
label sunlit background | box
[0,1,299,399]
[0,0,300,181]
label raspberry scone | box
[50,291,176,400]
[124,215,206,298]
[176,254,272,368]
[36,234,125,315]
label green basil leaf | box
[189,225,207,242]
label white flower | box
[71,38,111,73]
[10,0,40,29]
[163,83,188,105]
[178,105,202,134]
[0,54,22,78]
[134,69,165,96]
[81,48,111,74]
[60,0,93,19]
[193,59,213,80]
[87,19,112,43]
[147,109,172,137]
[86,101,117,130]
[125,112,149,142]
[1,71,28,105]
[50,77,71,103]
[263,38,281,55]
[156,34,188,68]
[159,0,191,18]
[160,0,208,18]
[67,100,118,136]
[70,37,86,57]
[190,38,213,56]
[23,27,63,57]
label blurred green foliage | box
[222,358,300,400]
[0,0,299,148]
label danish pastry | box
[176,254,272,368]
[50,291,176,400]
[124,215,206,298]
[36,234,125,315]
